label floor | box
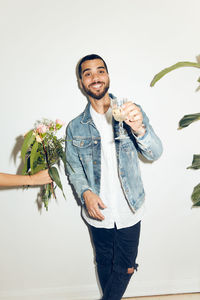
[123,293,200,300]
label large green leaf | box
[32,152,42,168]
[31,163,46,174]
[178,113,200,129]
[150,61,200,87]
[59,148,67,165]
[191,183,200,206]
[187,154,200,170]
[21,130,36,163]
[30,141,38,171]
[22,157,30,175]
[49,166,66,199]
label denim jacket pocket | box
[72,138,92,148]
[72,138,93,159]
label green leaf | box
[59,148,67,165]
[150,61,200,87]
[43,184,51,211]
[30,141,38,171]
[65,160,74,173]
[22,157,30,175]
[31,163,46,175]
[191,183,200,206]
[21,130,36,163]
[49,166,66,199]
[32,152,42,167]
[187,154,200,170]
[178,113,200,129]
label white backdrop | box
[0,0,200,299]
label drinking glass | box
[111,98,128,139]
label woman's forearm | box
[0,170,52,187]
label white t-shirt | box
[82,106,145,229]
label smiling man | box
[65,54,163,300]
[80,58,110,100]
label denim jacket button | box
[80,141,84,146]
[94,140,98,144]
[93,161,97,164]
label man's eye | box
[99,70,105,74]
[85,73,91,77]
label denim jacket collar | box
[80,102,92,125]
[80,93,115,125]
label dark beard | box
[82,81,110,100]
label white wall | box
[0,0,200,299]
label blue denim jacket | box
[65,95,163,211]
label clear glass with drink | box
[111,98,128,139]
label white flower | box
[36,135,43,143]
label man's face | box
[79,59,110,100]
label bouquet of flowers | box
[21,118,66,210]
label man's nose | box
[92,73,100,82]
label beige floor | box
[123,293,200,300]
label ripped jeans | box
[89,221,141,300]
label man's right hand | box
[83,190,107,221]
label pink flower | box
[56,119,65,126]
[36,124,47,134]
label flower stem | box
[41,137,56,199]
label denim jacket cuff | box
[131,125,153,149]
[131,125,148,141]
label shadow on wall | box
[11,135,24,174]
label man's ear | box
[79,78,83,89]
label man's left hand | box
[122,102,145,137]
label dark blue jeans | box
[89,221,141,300]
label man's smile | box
[89,82,104,90]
